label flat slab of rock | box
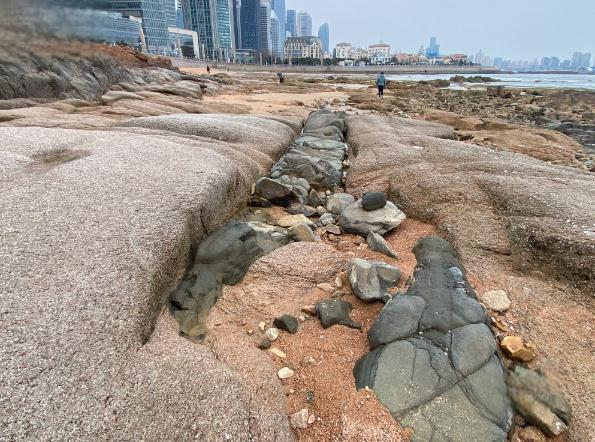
[354,237,511,441]
[339,200,406,236]
[481,289,511,312]
[348,258,401,302]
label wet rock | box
[361,192,387,211]
[290,409,309,429]
[348,259,401,302]
[273,315,299,334]
[339,200,406,236]
[278,367,295,379]
[354,237,510,441]
[315,299,362,330]
[501,336,537,362]
[265,328,279,341]
[326,193,355,215]
[255,177,294,201]
[508,367,571,437]
[482,289,511,312]
[288,224,317,242]
[277,214,315,228]
[367,232,398,258]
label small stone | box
[258,338,271,349]
[301,305,317,315]
[335,276,343,288]
[278,214,315,228]
[361,192,387,211]
[288,223,317,242]
[501,336,537,362]
[268,347,286,358]
[298,315,306,322]
[491,317,509,332]
[278,367,295,379]
[258,321,266,331]
[481,289,511,312]
[307,414,316,425]
[367,232,398,259]
[316,283,335,294]
[321,224,341,235]
[290,408,309,429]
[316,299,362,330]
[319,212,335,226]
[273,315,299,334]
[246,329,254,335]
[265,327,279,341]
[316,206,327,216]
[303,356,317,366]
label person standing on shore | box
[376,72,386,99]
[277,72,285,84]
[206,65,211,75]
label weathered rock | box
[339,200,406,236]
[361,192,387,211]
[367,232,398,258]
[508,367,571,437]
[288,223,317,242]
[316,299,362,330]
[348,259,401,302]
[326,193,355,215]
[501,336,537,362]
[255,177,295,201]
[319,212,335,226]
[302,356,317,366]
[321,225,341,235]
[482,289,511,312]
[290,409,309,429]
[277,214,315,228]
[100,90,144,104]
[304,109,345,133]
[287,203,317,217]
[308,189,323,207]
[316,283,335,294]
[278,367,295,379]
[354,237,510,441]
[273,315,299,334]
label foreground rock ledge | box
[354,237,511,441]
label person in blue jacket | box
[376,72,387,98]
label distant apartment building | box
[350,48,367,61]
[286,9,297,37]
[232,0,241,49]
[284,36,322,61]
[296,11,312,37]
[334,42,352,59]
[317,23,329,53]
[107,0,170,54]
[369,42,391,65]
[426,36,440,57]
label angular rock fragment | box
[290,409,309,429]
[367,232,398,258]
[348,259,401,302]
[339,200,406,236]
[316,299,362,330]
[273,315,299,334]
[277,214,315,228]
[255,177,295,202]
[482,289,511,312]
[326,193,355,215]
[288,223,317,242]
[501,336,537,362]
[508,367,571,437]
[354,237,511,441]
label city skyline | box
[285,0,594,61]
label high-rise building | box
[232,0,241,50]
[165,0,176,27]
[317,22,329,53]
[296,11,312,37]
[176,0,186,28]
[270,10,281,58]
[426,36,440,58]
[271,0,286,51]
[182,0,234,60]
[582,53,592,68]
[240,0,271,58]
[286,9,296,37]
[107,0,170,54]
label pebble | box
[268,347,286,358]
[290,409,309,429]
[481,289,511,312]
[258,321,266,331]
[303,356,317,366]
[273,315,299,334]
[258,338,271,349]
[335,276,343,288]
[307,414,316,425]
[317,283,335,294]
[301,305,317,316]
[265,327,279,341]
[278,367,295,379]
[298,315,306,322]
[501,336,537,362]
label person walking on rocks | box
[376,72,386,99]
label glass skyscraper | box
[286,9,296,37]
[296,11,311,37]
[240,0,270,58]
[107,0,170,54]
[182,0,234,60]
[317,22,329,53]
[216,0,234,60]
[271,0,285,52]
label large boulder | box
[348,259,402,302]
[339,200,406,236]
[304,109,345,133]
[354,237,511,441]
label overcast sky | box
[286,0,594,61]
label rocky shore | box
[1,44,593,442]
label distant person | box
[206,65,211,75]
[376,72,387,98]
[277,72,285,84]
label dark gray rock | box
[170,220,288,336]
[258,337,272,349]
[339,200,406,236]
[287,203,317,217]
[508,367,571,437]
[326,193,355,215]
[303,125,344,141]
[273,315,299,334]
[354,237,511,441]
[308,189,323,207]
[367,232,398,258]
[304,109,345,133]
[255,177,294,200]
[316,299,362,330]
[361,192,387,211]
[348,259,401,302]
